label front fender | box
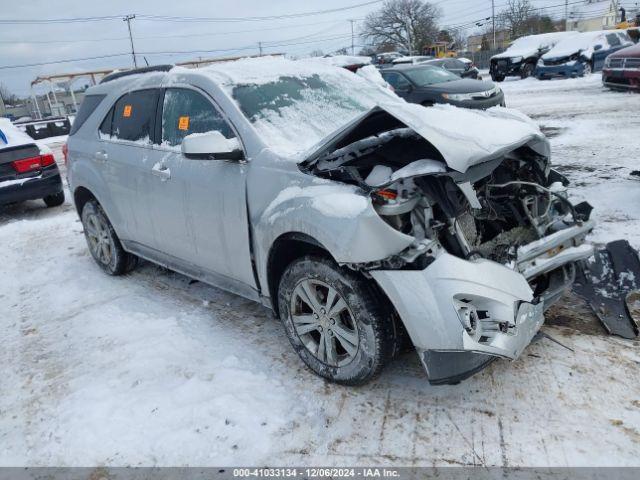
[248,161,414,299]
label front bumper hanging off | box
[371,221,595,385]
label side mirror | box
[181,131,243,161]
[594,44,603,51]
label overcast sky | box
[0,0,618,96]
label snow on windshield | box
[542,31,609,59]
[199,56,400,157]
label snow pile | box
[493,31,579,59]
[356,65,391,89]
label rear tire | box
[43,191,65,207]
[81,200,137,276]
[278,256,396,385]
[581,61,593,77]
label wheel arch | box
[266,232,334,317]
[73,185,99,216]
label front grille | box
[608,58,640,69]
[609,58,624,68]
[625,58,640,69]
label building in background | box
[467,29,511,52]
[568,0,620,31]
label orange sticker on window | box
[123,105,132,117]
[178,116,190,131]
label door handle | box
[94,151,108,162]
[151,162,171,181]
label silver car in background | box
[66,57,594,385]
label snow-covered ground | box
[2,75,640,467]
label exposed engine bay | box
[300,107,639,343]
[305,123,592,280]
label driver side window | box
[382,72,411,91]
[161,88,236,148]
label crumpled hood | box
[305,102,549,174]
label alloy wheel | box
[290,279,359,367]
[85,213,114,266]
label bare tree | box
[361,0,441,54]
[498,0,535,38]
[0,83,19,106]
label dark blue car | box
[536,30,633,79]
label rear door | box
[146,86,256,293]
[98,89,160,248]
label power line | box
[0,18,357,45]
[0,1,382,25]
[0,33,356,70]
[135,1,382,23]
[0,53,131,70]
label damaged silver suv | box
[66,58,595,385]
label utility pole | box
[565,0,569,31]
[258,41,263,56]
[349,19,355,55]
[123,14,138,68]
[406,20,412,56]
[491,0,496,50]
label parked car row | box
[535,30,633,79]
[490,31,577,81]
[487,29,640,93]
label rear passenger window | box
[161,88,235,148]
[111,89,158,143]
[99,107,114,137]
[69,95,105,136]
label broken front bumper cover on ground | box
[371,222,595,385]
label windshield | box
[231,70,399,157]
[403,67,460,86]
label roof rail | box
[99,65,174,84]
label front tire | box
[521,62,535,79]
[278,256,396,385]
[81,200,137,275]
[43,191,65,207]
